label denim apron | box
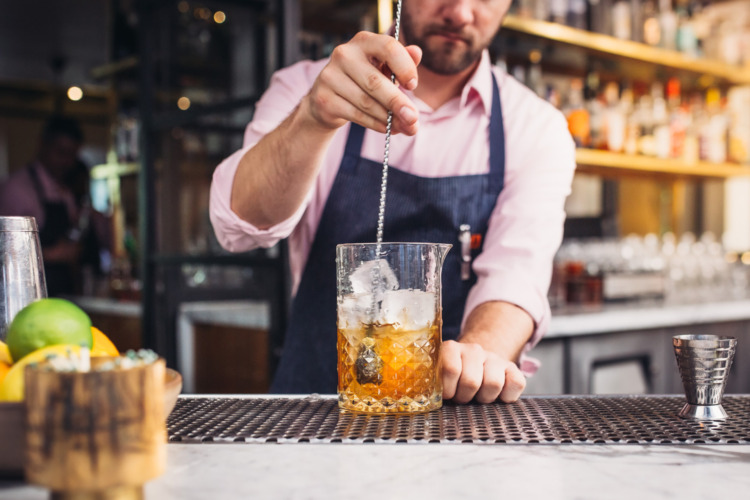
[271,73,506,393]
[27,165,76,297]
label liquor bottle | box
[533,0,550,22]
[637,93,656,156]
[658,0,678,50]
[603,82,626,152]
[565,79,591,147]
[550,0,568,24]
[727,87,750,165]
[622,87,640,155]
[566,0,587,30]
[642,0,661,46]
[652,82,671,158]
[588,0,613,35]
[666,78,686,159]
[586,73,605,149]
[701,88,728,164]
[527,58,545,97]
[683,93,701,163]
[516,0,535,18]
[676,3,698,56]
[612,0,632,40]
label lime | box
[0,344,82,402]
[6,299,92,362]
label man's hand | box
[305,31,422,136]
[441,340,526,404]
[441,301,535,404]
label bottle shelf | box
[575,149,750,178]
[501,15,750,85]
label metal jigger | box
[673,334,737,420]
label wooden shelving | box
[575,149,750,178]
[501,15,750,85]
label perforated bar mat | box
[167,395,750,445]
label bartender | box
[0,116,97,297]
[210,0,576,402]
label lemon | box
[0,344,82,402]
[6,298,92,363]
[0,340,11,364]
[0,361,10,388]
[90,327,119,357]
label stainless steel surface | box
[678,403,728,420]
[674,334,737,420]
[0,216,46,341]
[167,395,750,445]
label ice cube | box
[349,259,399,295]
[380,289,436,330]
[337,293,374,329]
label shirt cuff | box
[209,146,306,252]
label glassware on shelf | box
[552,231,750,308]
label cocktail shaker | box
[0,216,47,341]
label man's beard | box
[401,11,484,75]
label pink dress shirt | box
[210,51,576,371]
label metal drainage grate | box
[167,395,750,445]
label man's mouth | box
[429,30,469,44]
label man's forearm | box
[458,301,535,364]
[230,97,338,229]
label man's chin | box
[421,52,480,76]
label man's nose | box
[441,0,473,26]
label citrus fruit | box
[0,361,11,387]
[6,298,92,363]
[0,344,82,402]
[0,340,11,364]
[90,327,119,357]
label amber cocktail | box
[336,243,450,413]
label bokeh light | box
[67,86,83,101]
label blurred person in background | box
[0,115,110,297]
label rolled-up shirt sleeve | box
[463,105,576,370]
[209,61,320,252]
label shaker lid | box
[0,216,38,232]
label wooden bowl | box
[0,367,182,477]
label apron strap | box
[488,72,505,194]
[343,123,366,158]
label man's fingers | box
[338,35,418,126]
[441,340,462,400]
[499,363,526,403]
[475,357,505,404]
[354,32,419,91]
[323,72,391,124]
[405,45,423,67]
[312,89,388,134]
[453,344,485,404]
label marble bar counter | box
[2,394,750,500]
[4,444,749,500]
